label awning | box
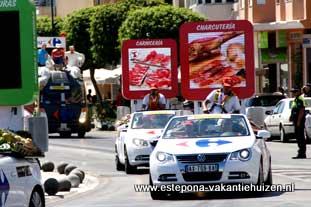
[253,20,305,31]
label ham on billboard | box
[122,39,178,100]
[180,20,255,100]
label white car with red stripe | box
[115,110,182,174]
[149,114,272,200]
[0,155,45,207]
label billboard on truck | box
[179,20,255,100]
[0,0,37,105]
[122,39,178,100]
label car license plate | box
[185,164,218,173]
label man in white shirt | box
[142,86,166,110]
[202,80,241,114]
[65,45,85,68]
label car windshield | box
[131,113,175,129]
[163,115,250,139]
[246,95,285,107]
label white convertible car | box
[115,110,183,174]
[0,155,45,207]
[149,114,272,199]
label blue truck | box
[40,70,92,137]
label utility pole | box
[51,0,55,34]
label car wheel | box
[280,127,288,143]
[305,130,311,144]
[256,160,264,186]
[29,189,45,207]
[59,132,71,138]
[149,175,167,200]
[264,159,273,186]
[78,131,86,138]
[124,148,136,174]
[115,154,124,171]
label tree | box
[118,5,204,44]
[36,16,63,36]
[90,0,166,68]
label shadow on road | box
[48,135,107,140]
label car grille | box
[176,154,228,163]
[182,172,223,182]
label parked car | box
[264,97,311,142]
[244,94,286,127]
[149,114,272,200]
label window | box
[240,0,245,8]
[249,0,253,7]
[215,0,223,3]
[198,0,203,4]
[256,0,266,4]
[206,0,212,3]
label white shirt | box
[142,93,166,109]
[204,89,241,114]
[65,51,85,67]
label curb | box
[44,173,99,205]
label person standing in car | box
[290,86,307,159]
[202,78,241,114]
[142,85,166,111]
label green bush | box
[37,16,63,36]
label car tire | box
[29,189,45,207]
[78,131,86,138]
[256,160,264,186]
[264,159,273,186]
[280,127,289,143]
[115,154,124,171]
[149,175,167,200]
[124,147,137,174]
[60,132,71,138]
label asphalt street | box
[43,130,311,207]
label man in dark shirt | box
[290,87,307,159]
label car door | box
[269,102,282,135]
[0,159,26,207]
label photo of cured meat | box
[128,48,172,91]
[188,31,243,62]
[188,31,246,89]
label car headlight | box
[156,152,174,163]
[79,112,87,123]
[230,149,251,161]
[132,138,149,147]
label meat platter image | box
[128,48,172,91]
[188,31,246,89]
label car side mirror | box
[306,109,310,115]
[265,110,272,115]
[150,140,158,147]
[121,125,128,132]
[256,130,271,140]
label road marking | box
[273,168,311,182]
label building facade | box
[235,0,311,94]
[181,0,238,20]
[35,0,120,18]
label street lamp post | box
[51,0,55,34]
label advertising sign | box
[180,20,255,100]
[122,39,178,99]
[0,0,38,105]
[37,37,66,48]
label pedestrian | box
[290,86,307,159]
[202,78,241,114]
[86,89,93,104]
[142,85,166,111]
[302,84,311,97]
[65,45,85,68]
[51,43,65,70]
[37,43,48,67]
